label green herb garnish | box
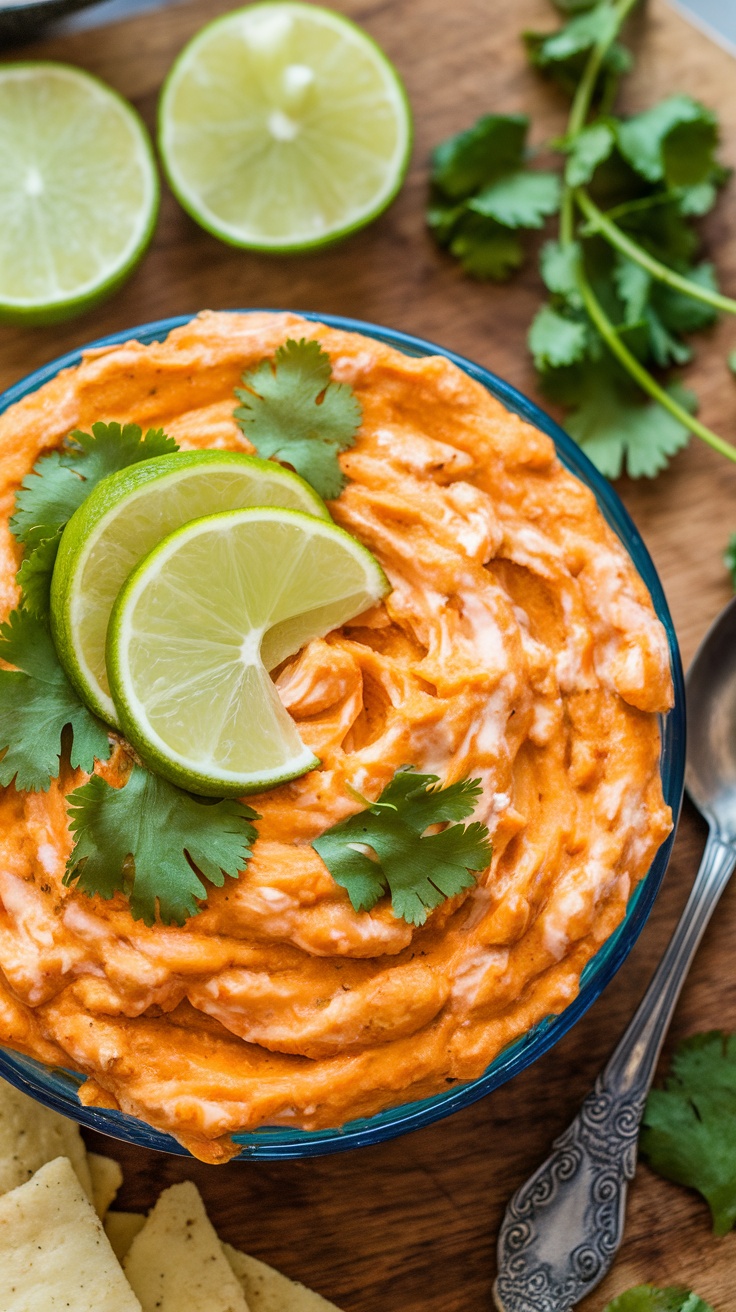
[0,609,110,792]
[64,766,258,927]
[312,767,492,926]
[11,421,178,611]
[640,1031,736,1236]
[428,114,560,279]
[427,0,736,479]
[234,338,362,500]
[604,1287,715,1312]
[4,421,258,926]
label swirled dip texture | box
[0,313,672,1161]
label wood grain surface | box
[4,1,736,1308]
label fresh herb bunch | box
[312,767,492,926]
[427,0,736,482]
[2,422,258,926]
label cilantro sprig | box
[604,1287,715,1312]
[11,422,178,614]
[428,114,561,280]
[0,609,110,792]
[65,766,258,926]
[426,0,736,481]
[234,338,362,499]
[2,419,259,926]
[312,767,492,926]
[640,1031,736,1237]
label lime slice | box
[158,2,412,251]
[0,63,158,326]
[51,450,329,729]
[107,508,389,795]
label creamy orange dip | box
[0,312,672,1162]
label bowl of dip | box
[0,311,685,1160]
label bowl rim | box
[0,309,685,1160]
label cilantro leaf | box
[640,1031,736,1236]
[529,305,588,369]
[234,339,361,500]
[427,114,559,281]
[11,452,87,554]
[528,3,618,63]
[469,170,561,228]
[312,768,492,926]
[525,3,633,100]
[65,766,258,926]
[564,121,616,186]
[0,610,110,791]
[653,262,720,334]
[11,422,178,550]
[16,529,63,617]
[562,369,694,479]
[604,1287,715,1312]
[430,114,529,199]
[617,95,718,189]
[450,220,525,280]
[540,239,583,307]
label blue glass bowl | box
[0,312,685,1160]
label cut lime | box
[0,63,159,326]
[51,450,329,728]
[158,2,412,251]
[107,507,389,795]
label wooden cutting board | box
[3,1,736,1308]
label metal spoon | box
[494,596,736,1312]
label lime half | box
[107,508,388,795]
[158,2,412,251]
[0,63,159,326]
[51,450,329,728]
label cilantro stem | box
[561,0,639,250]
[575,261,736,464]
[576,188,736,317]
[567,0,639,138]
[559,0,736,468]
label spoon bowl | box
[686,595,736,838]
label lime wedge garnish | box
[158,1,412,251]
[106,508,389,795]
[50,451,329,728]
[0,63,159,326]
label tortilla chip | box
[222,1243,343,1312]
[0,1075,93,1201]
[0,1155,142,1311]
[105,1211,146,1263]
[87,1151,123,1219]
[124,1180,249,1312]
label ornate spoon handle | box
[494,832,736,1312]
